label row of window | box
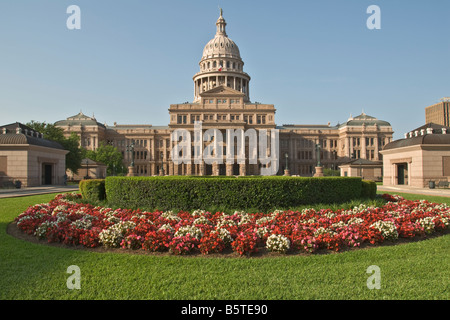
[177,114,271,124]
[113,139,170,149]
[201,60,242,71]
[204,99,241,104]
[352,137,386,147]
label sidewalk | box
[0,185,79,199]
[378,185,450,198]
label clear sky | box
[0,0,449,140]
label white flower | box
[161,211,181,222]
[98,220,136,248]
[193,216,212,225]
[254,226,270,239]
[212,227,233,244]
[174,225,203,240]
[313,227,337,237]
[370,220,398,240]
[417,217,435,234]
[158,223,174,232]
[266,234,290,253]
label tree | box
[26,121,83,174]
[84,142,126,176]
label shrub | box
[79,179,106,202]
[361,180,377,199]
[105,176,364,211]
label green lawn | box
[0,192,449,300]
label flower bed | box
[13,193,450,256]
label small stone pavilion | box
[381,123,450,187]
[0,123,68,187]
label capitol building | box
[55,11,393,178]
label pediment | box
[200,85,245,97]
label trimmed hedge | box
[79,179,106,202]
[105,176,365,211]
[361,180,377,199]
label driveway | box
[0,185,79,199]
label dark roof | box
[0,122,65,150]
[0,133,65,150]
[384,132,450,150]
[54,111,106,128]
[340,112,391,127]
[409,122,450,133]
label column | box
[199,160,205,176]
[186,163,192,176]
[350,137,354,158]
[212,163,219,176]
[361,135,367,159]
[374,137,379,160]
[226,163,233,176]
[239,162,246,176]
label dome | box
[340,112,391,127]
[201,10,241,60]
[202,36,241,60]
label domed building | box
[54,10,393,178]
[193,10,250,103]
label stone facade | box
[381,123,450,187]
[0,123,68,187]
[55,11,393,177]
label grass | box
[0,192,449,300]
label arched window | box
[213,61,217,68]
[226,61,230,68]
[207,62,210,69]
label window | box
[177,115,187,124]
[257,115,266,124]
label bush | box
[79,179,106,202]
[361,180,377,199]
[105,176,363,211]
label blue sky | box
[0,0,449,140]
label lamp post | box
[283,152,290,176]
[126,141,135,176]
[314,143,324,177]
[84,159,90,179]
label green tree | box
[26,121,83,174]
[85,142,126,176]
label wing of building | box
[54,10,394,177]
[0,123,68,187]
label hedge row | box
[98,176,372,211]
[79,179,106,203]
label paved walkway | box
[0,185,79,199]
[378,185,450,198]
